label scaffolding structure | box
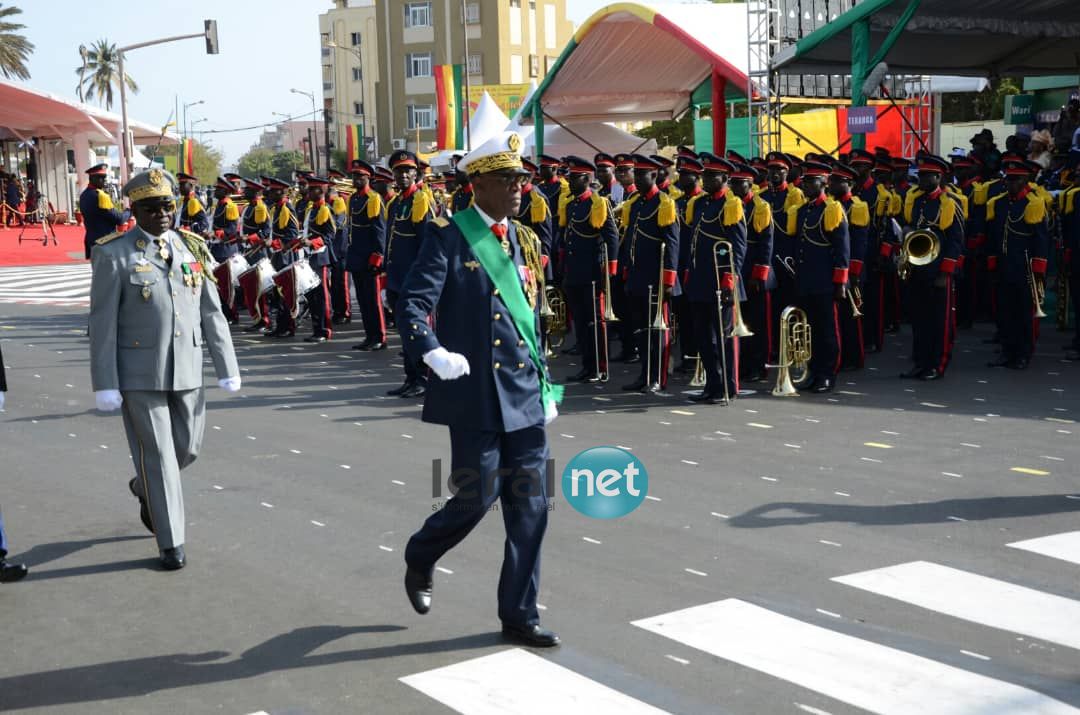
[746,0,781,155]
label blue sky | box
[12,0,673,166]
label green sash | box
[451,207,564,408]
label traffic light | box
[205,20,219,55]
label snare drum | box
[227,253,250,287]
[291,259,322,294]
[238,257,276,296]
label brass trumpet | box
[768,306,812,396]
[897,228,940,281]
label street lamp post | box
[116,22,219,190]
[291,88,319,174]
[183,99,205,141]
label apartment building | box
[319,0,381,163]
[373,0,573,155]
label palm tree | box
[0,4,34,80]
[75,38,138,110]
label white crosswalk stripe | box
[0,264,91,306]
[1009,531,1080,566]
[400,648,670,714]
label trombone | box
[714,241,753,339]
[644,242,669,390]
[1026,249,1048,319]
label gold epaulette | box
[178,228,206,243]
[685,193,704,225]
[530,190,549,224]
[782,186,806,214]
[97,189,114,211]
[315,204,332,225]
[431,216,450,229]
[824,198,846,233]
[276,204,292,230]
[786,205,800,236]
[619,194,639,228]
[411,189,431,223]
[985,193,1006,222]
[557,193,574,228]
[224,199,240,222]
[903,188,923,225]
[723,195,744,226]
[752,196,772,233]
[253,201,269,225]
[94,230,123,245]
[849,197,870,227]
[1025,192,1047,225]
[590,192,609,229]
[367,192,383,219]
[939,194,957,231]
[1065,187,1079,216]
[332,196,348,216]
[186,196,203,218]
[658,191,677,227]
[973,181,990,206]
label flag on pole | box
[345,124,364,161]
[180,139,195,175]
[434,64,465,151]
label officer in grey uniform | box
[89,168,241,571]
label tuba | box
[542,284,568,349]
[897,228,940,280]
[768,306,812,396]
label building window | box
[467,53,483,76]
[405,52,432,78]
[407,104,435,130]
[510,54,523,84]
[529,54,539,78]
[546,55,557,72]
[350,32,362,46]
[404,2,432,28]
[544,5,556,49]
[464,2,480,24]
[509,4,522,44]
[529,0,536,8]
[353,101,364,115]
[510,0,520,6]
[352,66,362,82]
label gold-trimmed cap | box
[123,168,178,202]
[457,131,529,176]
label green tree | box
[236,147,276,179]
[270,150,306,180]
[634,110,697,149]
[190,140,223,183]
[75,38,138,110]
[0,4,33,80]
[941,77,1020,122]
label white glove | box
[423,347,471,381]
[544,399,558,425]
[218,376,242,392]
[95,389,123,412]
[0,391,5,411]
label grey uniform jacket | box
[89,226,239,392]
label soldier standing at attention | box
[79,163,128,259]
[346,160,388,352]
[89,169,240,570]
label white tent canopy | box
[525,122,656,158]
[467,92,511,150]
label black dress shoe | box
[568,368,592,382]
[0,560,28,583]
[812,377,835,394]
[899,366,923,379]
[562,344,582,356]
[243,322,268,333]
[864,342,879,353]
[160,546,186,571]
[623,353,641,364]
[332,316,351,325]
[401,382,427,398]
[501,623,560,647]
[918,368,943,381]
[368,341,387,351]
[387,380,413,396]
[129,478,154,534]
[404,567,433,614]
[688,390,724,404]
[261,327,277,337]
[352,339,375,350]
[744,369,768,383]
[1006,358,1029,370]
[987,357,1011,368]
[622,379,646,391]
[304,335,328,343]
[272,329,295,338]
[642,382,662,394]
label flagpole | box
[461,0,471,151]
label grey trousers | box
[120,389,205,550]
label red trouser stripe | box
[832,303,842,375]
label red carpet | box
[0,222,89,267]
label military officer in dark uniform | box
[208,176,243,323]
[345,160,388,351]
[536,155,568,218]
[651,155,680,198]
[176,172,209,235]
[985,159,1049,369]
[327,181,352,325]
[622,155,680,393]
[862,156,901,353]
[447,162,475,215]
[265,176,301,338]
[899,155,964,380]
[595,152,623,204]
[559,157,619,382]
[789,161,850,393]
[237,178,276,333]
[298,176,337,343]
[673,156,705,373]
[399,131,562,648]
[761,152,805,360]
[612,153,639,362]
[79,163,128,259]
[517,158,554,281]
[952,154,989,328]
[385,150,435,397]
[729,161,774,383]
[828,163,870,371]
[684,155,745,403]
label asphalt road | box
[1,301,1078,715]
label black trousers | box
[389,289,424,384]
[797,292,840,381]
[611,275,636,355]
[330,261,351,320]
[1070,270,1080,349]
[997,280,1036,362]
[352,269,386,344]
[692,299,737,398]
[838,285,865,369]
[909,277,954,373]
[739,289,771,377]
[771,271,797,363]
[405,425,549,626]
[673,294,696,366]
[862,264,885,351]
[306,265,333,338]
[630,293,672,387]
[564,284,608,375]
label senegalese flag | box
[179,139,195,175]
[345,124,364,161]
[434,64,465,151]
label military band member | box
[208,177,243,323]
[89,168,240,570]
[265,176,301,338]
[861,157,901,352]
[612,153,639,362]
[345,160,388,351]
[385,150,436,398]
[985,159,1049,369]
[790,161,850,393]
[298,176,336,343]
[899,155,964,380]
[730,161,775,383]
[595,152,623,204]
[373,167,396,204]
[176,172,209,235]
[828,163,870,371]
[448,164,475,215]
[80,163,129,259]
[237,178,276,333]
[399,132,562,647]
[559,157,619,382]
[536,155,568,221]
[674,156,705,373]
[952,155,988,328]
[761,152,805,360]
[684,155,745,403]
[622,154,680,393]
[517,158,554,282]
[327,182,352,325]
